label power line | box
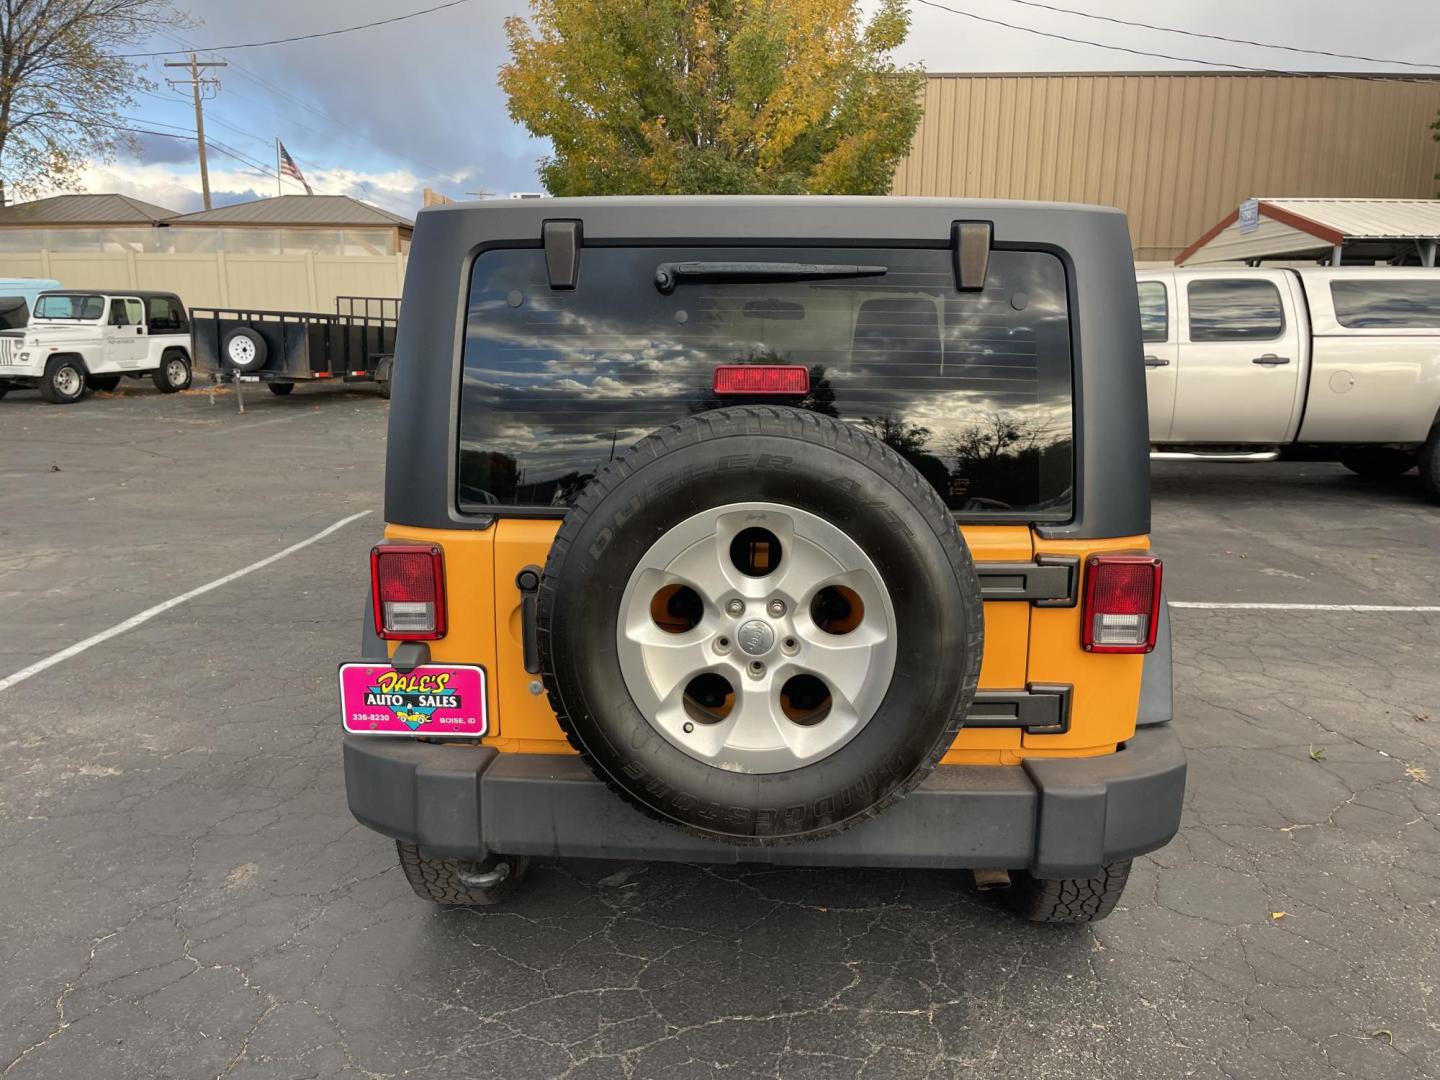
[908,0,1438,81]
[144,28,453,181]
[115,124,291,184]
[988,0,1440,70]
[117,0,474,59]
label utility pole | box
[165,54,228,210]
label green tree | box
[0,1,193,206]
[500,0,924,196]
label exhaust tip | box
[972,868,1012,892]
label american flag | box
[278,141,313,195]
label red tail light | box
[712,365,809,396]
[371,544,446,640]
[1081,554,1162,653]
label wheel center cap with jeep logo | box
[736,619,775,656]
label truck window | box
[1329,279,1440,329]
[0,296,28,329]
[1187,279,1284,342]
[458,246,1075,519]
[124,298,144,326]
[109,299,131,326]
[35,294,104,320]
[1137,282,1167,343]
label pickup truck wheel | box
[1339,447,1416,479]
[537,405,984,845]
[86,374,121,392]
[1003,861,1132,923]
[395,842,530,906]
[1419,432,1440,503]
[267,382,294,396]
[39,355,87,404]
[222,327,267,372]
[152,351,192,393]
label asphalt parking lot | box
[1,384,1437,1080]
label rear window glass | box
[1329,279,1440,328]
[1187,279,1284,341]
[1137,281,1167,343]
[458,246,1074,518]
[146,295,186,332]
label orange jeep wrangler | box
[341,196,1185,923]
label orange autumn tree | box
[500,0,924,195]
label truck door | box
[1136,276,1177,441]
[1170,273,1303,444]
[103,298,148,369]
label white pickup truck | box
[0,290,193,404]
[1136,267,1440,501]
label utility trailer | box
[191,295,400,398]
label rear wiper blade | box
[653,261,887,293]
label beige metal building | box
[0,193,413,311]
[891,73,1440,262]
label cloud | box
[83,0,1440,219]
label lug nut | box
[726,598,745,616]
[748,660,765,679]
[781,637,798,655]
[767,598,786,617]
[713,636,731,654]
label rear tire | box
[86,374,121,392]
[1419,430,1440,504]
[376,355,393,399]
[267,382,294,396]
[1003,861,1132,923]
[396,842,530,907]
[1339,447,1416,479]
[152,351,191,393]
[39,355,87,404]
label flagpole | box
[276,138,282,197]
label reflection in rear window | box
[458,246,1074,518]
[1330,279,1440,329]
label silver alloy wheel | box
[227,336,255,365]
[166,358,188,386]
[54,365,81,397]
[616,502,897,774]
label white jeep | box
[0,290,193,404]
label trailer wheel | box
[222,327,267,372]
[375,355,393,400]
[268,382,294,396]
[153,350,192,393]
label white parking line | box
[0,510,371,695]
[1172,601,1440,613]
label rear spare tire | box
[222,327,267,372]
[537,405,983,845]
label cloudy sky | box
[82,0,1440,217]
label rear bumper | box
[343,725,1185,877]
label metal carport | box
[1176,198,1440,267]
